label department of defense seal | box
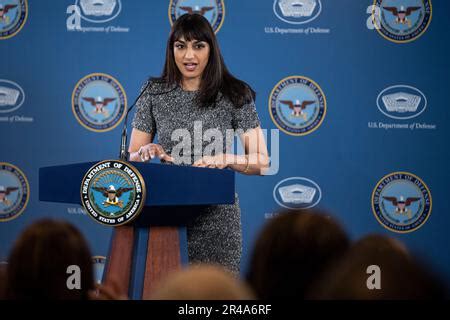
[72,73,127,132]
[372,171,432,233]
[81,160,146,226]
[0,162,29,222]
[169,0,225,33]
[269,75,326,136]
[0,0,28,40]
[374,0,432,43]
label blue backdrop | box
[1,0,449,286]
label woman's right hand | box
[137,143,174,162]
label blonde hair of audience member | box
[150,264,255,300]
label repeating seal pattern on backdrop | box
[0,79,25,113]
[273,177,322,210]
[373,0,432,43]
[75,0,122,23]
[81,160,146,226]
[372,172,432,233]
[66,0,129,33]
[376,84,427,120]
[72,73,127,132]
[273,0,322,25]
[0,162,29,222]
[169,0,225,33]
[0,0,27,40]
[269,76,326,136]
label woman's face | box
[174,37,210,82]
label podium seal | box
[81,160,146,226]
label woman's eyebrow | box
[174,39,186,44]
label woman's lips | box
[184,63,198,72]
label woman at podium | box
[128,14,269,274]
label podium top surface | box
[39,161,235,207]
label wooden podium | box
[39,161,235,299]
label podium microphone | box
[119,80,177,160]
[119,80,152,161]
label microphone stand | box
[119,81,153,161]
[119,80,178,161]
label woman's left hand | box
[192,154,228,169]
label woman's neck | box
[181,77,201,91]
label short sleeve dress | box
[132,80,260,274]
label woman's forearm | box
[226,153,269,175]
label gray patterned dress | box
[131,81,260,274]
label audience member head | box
[5,219,94,300]
[246,209,350,299]
[308,234,447,300]
[151,264,254,300]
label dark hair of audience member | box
[308,234,447,300]
[5,219,94,300]
[246,209,350,299]
[0,262,7,299]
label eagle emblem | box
[82,96,116,117]
[383,5,421,28]
[179,5,214,16]
[92,184,133,210]
[0,185,18,207]
[0,4,17,24]
[382,195,421,219]
[279,99,315,120]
